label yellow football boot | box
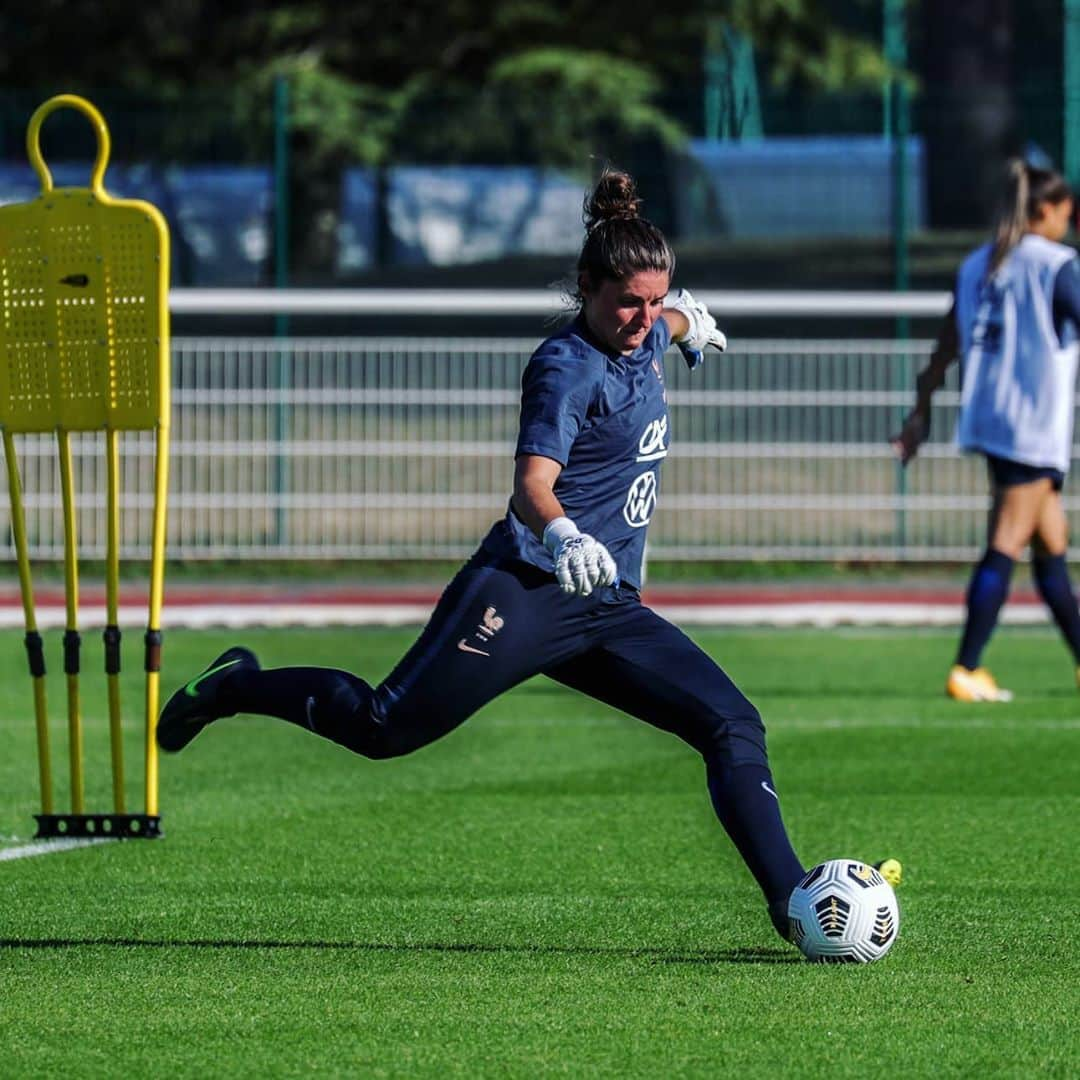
[946,665,1013,702]
[874,858,903,889]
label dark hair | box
[989,158,1073,273]
[574,169,674,304]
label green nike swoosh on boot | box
[184,657,243,697]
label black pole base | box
[33,814,162,840]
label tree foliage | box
[0,1,898,274]
[723,0,897,89]
[1,1,892,168]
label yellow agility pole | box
[144,423,170,820]
[105,426,125,814]
[57,427,85,816]
[2,430,53,816]
[0,93,171,840]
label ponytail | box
[989,158,1073,274]
[989,160,1029,274]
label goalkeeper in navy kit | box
[159,168,895,941]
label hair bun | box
[583,168,642,231]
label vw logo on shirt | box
[624,469,658,527]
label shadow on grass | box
[0,937,797,965]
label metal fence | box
[3,333,1075,563]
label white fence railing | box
[168,288,954,319]
[2,334,1074,562]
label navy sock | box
[1033,554,1080,663]
[706,761,805,906]
[956,548,1014,669]
[220,666,375,750]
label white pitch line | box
[770,715,1080,732]
[0,604,433,630]
[0,838,110,862]
[0,601,1053,630]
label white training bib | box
[954,234,1080,473]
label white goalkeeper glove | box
[669,287,727,369]
[542,516,618,598]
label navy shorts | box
[985,454,1065,492]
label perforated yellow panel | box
[0,97,170,435]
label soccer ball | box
[787,859,900,963]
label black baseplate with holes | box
[33,814,162,839]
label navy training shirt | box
[480,314,672,590]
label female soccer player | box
[894,159,1080,701]
[159,169,859,941]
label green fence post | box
[273,75,290,551]
[1066,0,1080,189]
[703,18,722,141]
[885,0,910,556]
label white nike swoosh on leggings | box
[761,780,779,800]
[304,695,317,731]
[456,638,490,657]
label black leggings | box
[225,553,768,769]
[220,553,803,906]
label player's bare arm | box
[511,454,565,539]
[661,309,690,340]
[892,302,959,465]
[513,454,617,598]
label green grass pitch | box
[1,625,1078,1078]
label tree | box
[2,1,893,166]
[0,1,893,274]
